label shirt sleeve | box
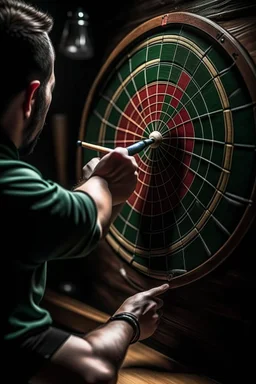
[1,161,101,265]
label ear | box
[23,80,40,119]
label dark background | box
[26,0,137,188]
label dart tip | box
[149,131,163,148]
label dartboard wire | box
[116,70,148,131]
[158,146,212,265]
[158,143,231,237]
[159,101,213,216]
[107,155,153,267]
[156,43,214,133]
[142,147,172,276]
[128,101,155,140]
[118,157,152,263]
[138,131,191,228]
[157,71,215,198]
[155,25,184,133]
[152,148,187,274]
[115,149,167,263]
[158,76,224,139]
[225,191,255,204]
[159,61,237,136]
[138,93,176,138]
[155,75,220,200]
[154,33,165,131]
[94,110,143,141]
[165,135,224,146]
[134,70,217,142]
[94,79,255,154]
[161,102,256,148]
[94,99,255,158]
[143,36,156,131]
[117,138,215,258]
[161,133,253,206]
[159,137,237,224]
[131,88,182,139]
[166,143,225,171]
[98,93,146,137]
[161,102,256,140]
[142,151,158,275]
[123,102,139,149]
[156,42,193,133]
[152,129,193,226]
[128,56,148,123]
[95,51,234,148]
[110,131,249,258]
[156,47,235,135]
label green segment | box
[193,61,212,88]
[149,255,168,272]
[184,236,210,270]
[207,45,233,72]
[220,66,251,108]
[213,195,248,233]
[158,95,176,125]
[226,147,256,199]
[198,215,230,255]
[167,250,187,270]
[181,25,212,51]
[232,108,256,145]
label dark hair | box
[0,0,54,117]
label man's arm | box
[75,149,138,238]
[50,284,169,384]
[75,175,113,238]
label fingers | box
[142,297,164,315]
[113,146,129,156]
[82,157,101,180]
[112,147,138,169]
[102,149,138,182]
[144,283,170,297]
[82,157,101,171]
[152,309,163,321]
[154,297,164,310]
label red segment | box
[170,88,183,108]
[178,71,191,90]
[170,71,191,109]
[114,82,195,215]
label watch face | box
[78,12,256,287]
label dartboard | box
[77,12,256,287]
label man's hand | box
[82,157,100,181]
[114,283,170,341]
[90,147,138,206]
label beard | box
[19,87,48,157]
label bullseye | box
[149,131,163,148]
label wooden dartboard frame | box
[77,12,256,288]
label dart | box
[77,131,163,156]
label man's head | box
[0,0,55,155]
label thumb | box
[145,283,170,297]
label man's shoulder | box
[0,157,42,181]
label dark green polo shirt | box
[1,135,101,341]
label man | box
[1,1,169,383]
